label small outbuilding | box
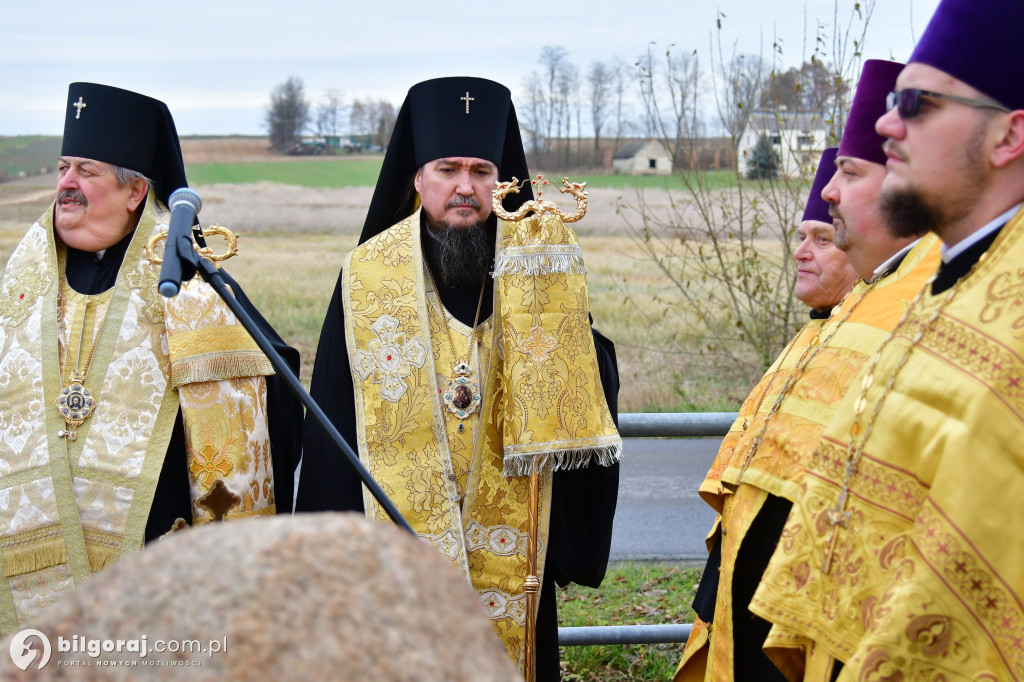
[612,139,673,176]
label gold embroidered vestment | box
[676,235,942,681]
[0,195,276,633]
[751,210,1024,680]
[344,211,620,672]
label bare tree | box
[266,76,310,153]
[557,61,580,166]
[539,46,570,152]
[519,72,547,158]
[611,56,634,149]
[713,52,764,142]
[349,99,397,150]
[621,4,872,387]
[588,61,613,162]
[315,88,346,139]
[638,43,702,167]
[518,47,582,167]
[370,100,397,150]
[349,99,368,149]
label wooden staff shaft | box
[524,468,540,682]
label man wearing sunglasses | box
[748,0,1024,679]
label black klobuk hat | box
[358,76,533,244]
[61,82,188,206]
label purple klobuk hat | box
[802,148,838,223]
[837,59,904,166]
[910,0,1024,111]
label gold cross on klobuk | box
[461,91,474,114]
[73,97,87,119]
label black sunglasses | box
[886,89,1010,119]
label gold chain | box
[743,329,801,430]
[55,252,105,440]
[424,263,487,367]
[735,284,869,482]
[820,257,981,573]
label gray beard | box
[424,220,493,289]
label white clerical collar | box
[95,249,106,260]
[941,203,1023,264]
[869,238,921,283]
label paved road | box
[609,437,720,563]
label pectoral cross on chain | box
[821,489,851,574]
[461,91,474,114]
[73,97,87,119]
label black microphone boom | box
[159,188,203,298]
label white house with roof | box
[612,139,673,176]
[739,111,828,177]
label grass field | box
[2,134,745,193]
[0,136,62,180]
[189,159,745,192]
[187,158,386,187]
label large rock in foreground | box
[0,513,519,681]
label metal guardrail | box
[559,623,693,646]
[556,411,734,648]
[618,411,737,438]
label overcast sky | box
[2,0,940,136]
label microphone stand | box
[185,255,416,536]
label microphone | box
[159,188,203,297]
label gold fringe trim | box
[83,528,123,572]
[86,545,122,573]
[170,351,273,388]
[502,442,623,477]
[168,324,261,360]
[0,526,130,576]
[2,538,68,577]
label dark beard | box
[880,115,990,241]
[423,220,493,289]
[879,187,938,239]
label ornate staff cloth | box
[493,214,622,477]
[676,235,941,681]
[0,194,276,633]
[750,209,1024,680]
[343,211,620,672]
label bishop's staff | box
[491,177,622,682]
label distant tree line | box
[265,42,849,162]
[265,77,397,155]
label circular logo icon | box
[9,629,51,671]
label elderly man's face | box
[54,157,147,252]
[821,157,893,280]
[875,62,997,243]
[794,219,859,312]
[415,157,498,231]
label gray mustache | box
[446,195,481,210]
[58,189,88,206]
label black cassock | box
[63,231,302,542]
[296,239,620,682]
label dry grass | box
[178,137,277,164]
[0,178,759,411]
